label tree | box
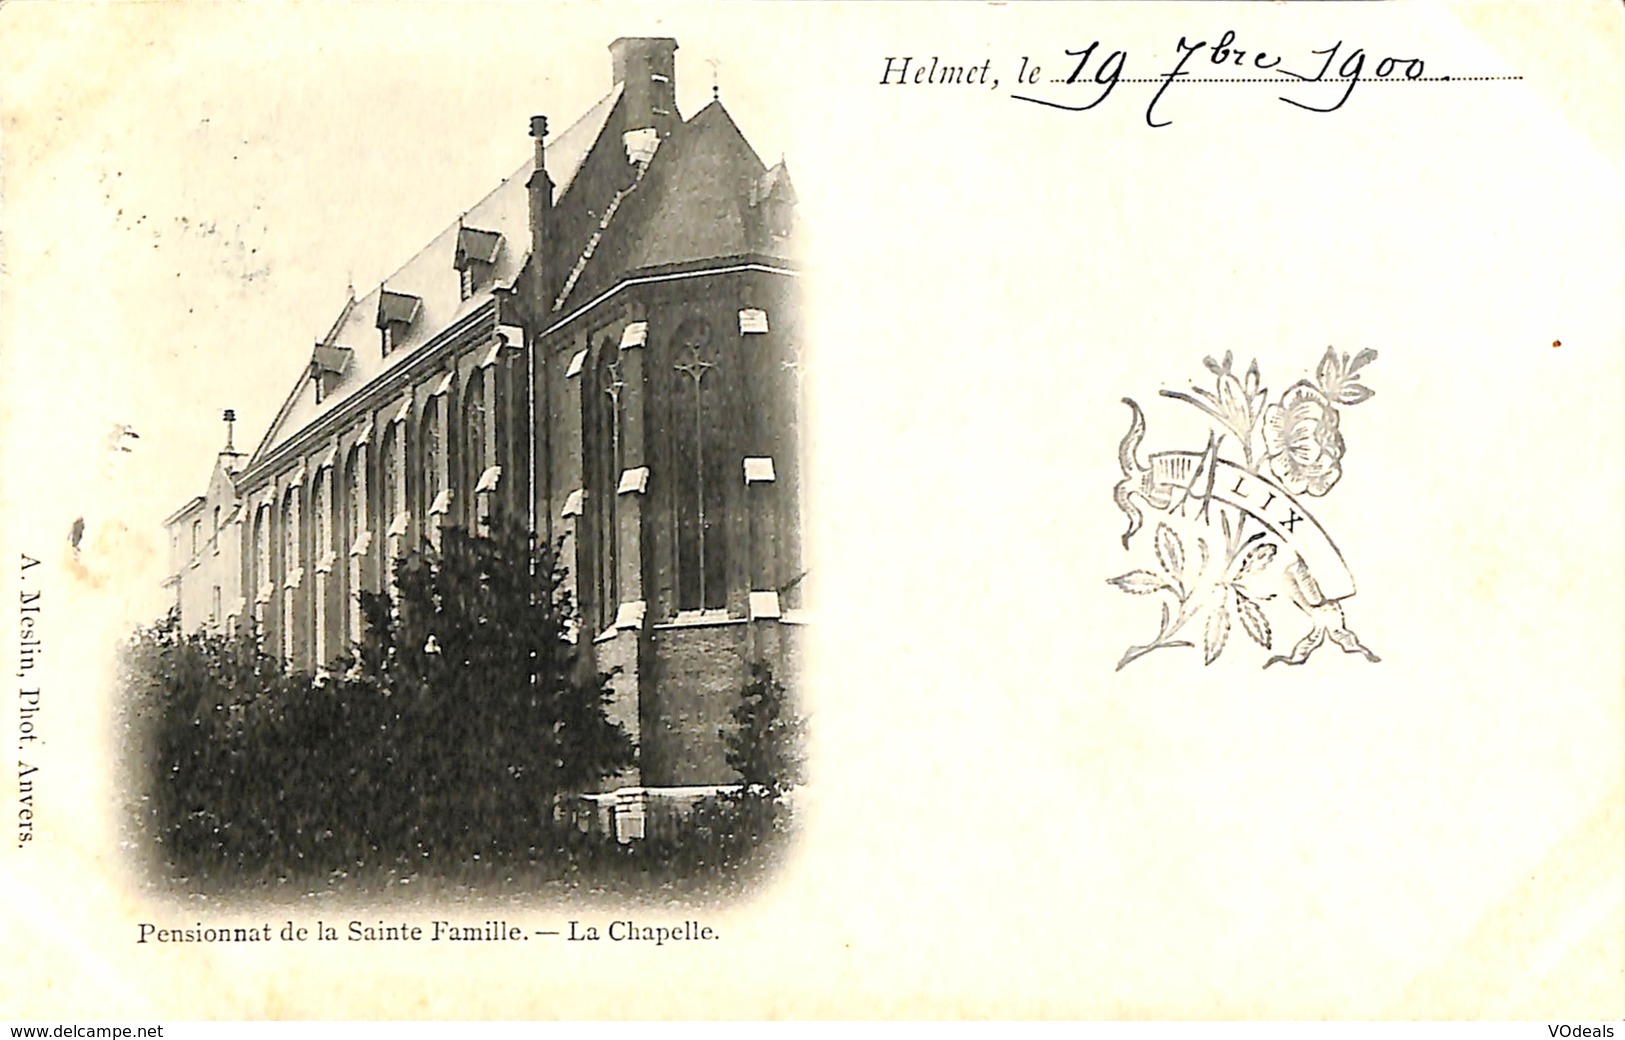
[352,522,636,858]
[724,661,807,800]
[680,660,807,870]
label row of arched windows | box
[247,357,507,667]
[238,305,797,660]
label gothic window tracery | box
[671,318,727,612]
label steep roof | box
[163,496,206,527]
[556,100,793,313]
[249,85,624,465]
[245,88,795,473]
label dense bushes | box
[121,523,804,893]
[122,614,341,879]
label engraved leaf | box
[1218,374,1244,426]
[1316,347,1342,393]
[1237,541,1277,578]
[1337,383,1375,406]
[1154,523,1184,579]
[1348,348,1379,374]
[1203,603,1230,665]
[1108,570,1169,595]
[1235,593,1272,649]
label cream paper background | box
[2,0,1622,1020]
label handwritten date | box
[879,32,1431,127]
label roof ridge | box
[551,155,655,312]
[555,101,777,284]
[318,292,357,347]
[370,84,625,296]
[245,372,310,469]
[250,86,629,465]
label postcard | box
[1,0,1621,1020]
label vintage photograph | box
[4,0,1623,1022]
[121,34,809,899]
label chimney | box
[610,37,679,141]
[526,114,554,305]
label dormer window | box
[455,227,502,301]
[310,343,353,405]
[376,289,422,357]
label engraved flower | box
[1262,381,1344,496]
[1161,353,1269,470]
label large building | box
[162,37,805,834]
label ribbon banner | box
[1144,451,1355,601]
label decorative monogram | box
[1110,348,1381,670]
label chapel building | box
[162,37,805,835]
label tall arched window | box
[281,485,300,662]
[253,504,272,628]
[671,319,728,611]
[312,470,331,566]
[344,444,366,644]
[585,339,623,632]
[383,423,405,564]
[463,369,489,531]
[212,505,222,554]
[312,467,332,667]
[421,404,447,548]
[190,518,202,558]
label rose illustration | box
[1262,381,1344,496]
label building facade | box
[162,37,805,832]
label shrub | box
[122,523,634,883]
